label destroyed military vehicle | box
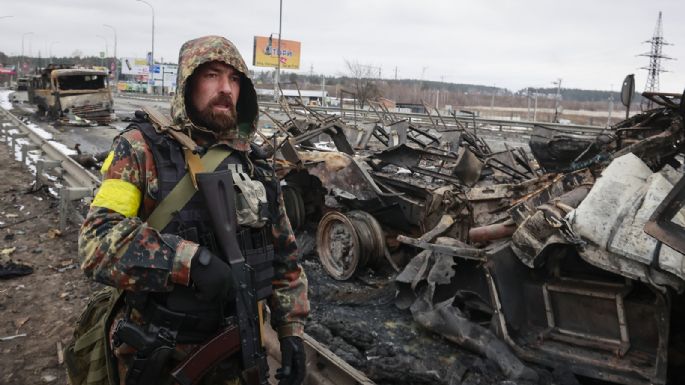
[264,89,685,384]
[28,64,114,125]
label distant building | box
[395,102,426,114]
[375,97,396,110]
[256,88,328,105]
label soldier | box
[73,35,309,385]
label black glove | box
[275,336,306,385]
[190,247,235,302]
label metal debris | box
[265,89,685,384]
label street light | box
[96,35,109,67]
[136,0,155,94]
[103,24,118,93]
[20,32,34,76]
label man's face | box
[188,61,241,134]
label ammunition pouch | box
[238,227,275,300]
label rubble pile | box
[267,91,685,384]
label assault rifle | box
[171,170,268,385]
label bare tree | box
[345,60,380,109]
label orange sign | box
[253,36,301,69]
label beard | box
[190,94,238,136]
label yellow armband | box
[91,179,142,218]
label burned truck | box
[29,64,114,125]
[264,90,685,384]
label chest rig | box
[130,117,277,342]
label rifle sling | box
[147,147,232,231]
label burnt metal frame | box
[641,91,683,110]
[374,144,473,186]
[481,245,670,385]
[541,282,631,356]
[644,173,685,254]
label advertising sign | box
[152,64,178,88]
[252,36,301,69]
[120,57,150,76]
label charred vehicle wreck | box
[263,90,685,384]
[28,64,114,125]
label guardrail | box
[259,102,608,136]
[0,105,101,231]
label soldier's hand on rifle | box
[276,336,306,385]
[190,247,236,302]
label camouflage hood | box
[170,35,258,151]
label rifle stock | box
[170,324,241,385]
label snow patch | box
[0,90,12,110]
[26,123,53,140]
[49,141,77,156]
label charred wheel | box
[317,210,386,280]
[282,185,306,230]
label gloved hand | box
[190,247,236,302]
[275,336,306,385]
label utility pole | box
[490,85,496,116]
[20,32,34,76]
[137,0,155,94]
[394,66,397,80]
[552,78,562,122]
[526,88,531,121]
[321,76,326,106]
[639,11,673,109]
[96,35,108,67]
[607,92,614,127]
[104,24,118,93]
[274,0,283,102]
[49,41,60,61]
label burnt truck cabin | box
[30,66,114,125]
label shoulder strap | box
[138,106,233,230]
[146,146,232,230]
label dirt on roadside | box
[0,141,96,385]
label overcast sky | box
[0,0,683,92]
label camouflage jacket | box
[79,128,310,338]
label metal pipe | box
[468,221,517,243]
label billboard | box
[253,36,301,69]
[120,57,150,76]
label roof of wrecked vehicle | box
[50,68,108,78]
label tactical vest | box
[133,122,276,342]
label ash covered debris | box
[264,90,685,384]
